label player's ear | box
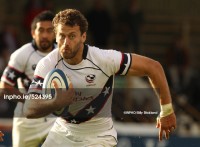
[81,32,86,43]
[31,30,35,39]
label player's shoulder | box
[11,43,34,57]
[38,48,59,66]
[87,45,121,61]
[34,48,59,77]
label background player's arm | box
[23,81,74,118]
[127,53,176,141]
[0,81,25,103]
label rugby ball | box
[43,68,69,96]
[42,68,70,116]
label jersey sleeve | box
[1,49,26,86]
[93,48,132,76]
[28,52,56,94]
[115,52,132,75]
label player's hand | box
[53,80,74,108]
[156,112,176,141]
[0,131,4,142]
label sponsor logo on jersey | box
[32,64,37,70]
[85,74,96,83]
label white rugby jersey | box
[29,44,132,133]
[1,42,56,118]
[1,42,56,90]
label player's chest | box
[63,68,108,89]
[25,54,44,77]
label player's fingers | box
[68,83,75,100]
[156,117,160,128]
[52,81,63,97]
[165,129,170,140]
[159,128,163,141]
[68,82,73,89]
[52,80,58,89]
[169,126,175,132]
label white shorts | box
[42,121,117,147]
[12,117,56,147]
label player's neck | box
[63,45,84,65]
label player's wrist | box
[160,103,174,117]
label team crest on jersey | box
[32,64,37,70]
[85,74,96,83]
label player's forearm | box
[23,97,60,118]
[0,82,25,103]
[128,54,172,105]
[147,61,172,105]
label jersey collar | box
[82,44,88,59]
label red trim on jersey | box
[7,65,32,82]
[34,75,44,80]
[29,87,42,91]
[2,75,15,85]
[8,65,23,74]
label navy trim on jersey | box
[116,53,132,75]
[126,53,132,75]
[85,58,109,77]
[83,44,88,59]
[55,44,88,69]
[55,58,63,68]
[61,58,109,78]
[31,40,38,50]
[28,76,44,93]
[56,44,109,77]
[2,65,31,90]
[20,73,32,90]
[62,75,113,124]
[2,66,23,85]
[62,60,101,71]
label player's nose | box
[63,37,70,45]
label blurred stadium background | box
[0,0,200,147]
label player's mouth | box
[63,47,71,53]
[41,40,49,44]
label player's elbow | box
[0,82,7,97]
[23,108,37,118]
[23,103,40,118]
[147,59,164,77]
[151,60,163,72]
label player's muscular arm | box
[127,54,176,141]
[23,82,74,118]
[127,54,171,104]
[0,81,25,103]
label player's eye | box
[69,34,75,40]
[59,34,65,40]
[47,28,54,33]
[38,28,44,33]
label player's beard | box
[60,41,82,60]
[39,40,53,51]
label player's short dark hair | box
[52,9,88,35]
[31,10,54,30]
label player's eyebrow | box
[68,32,77,35]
